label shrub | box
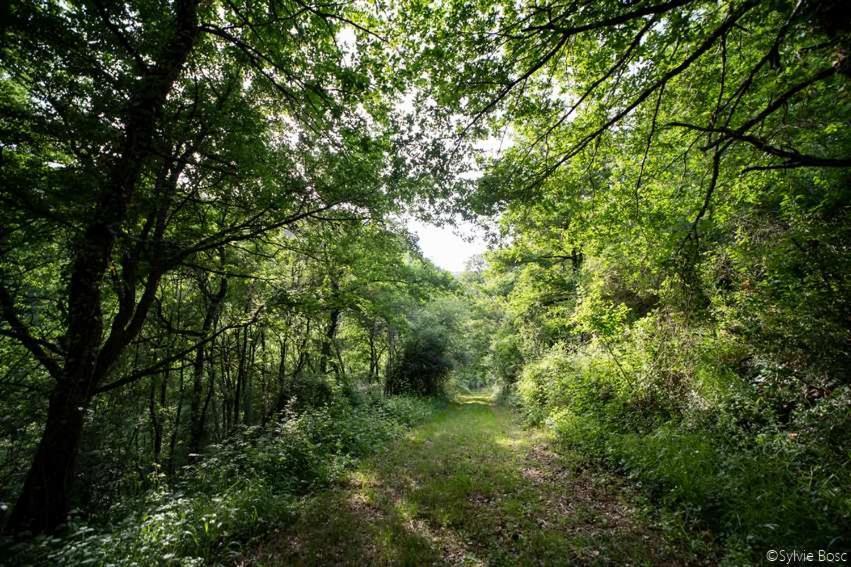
[515,313,850,561]
[4,395,437,566]
[385,329,452,396]
[546,409,608,459]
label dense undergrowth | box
[2,391,439,566]
[512,314,850,563]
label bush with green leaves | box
[514,311,850,561]
[3,393,438,566]
[385,329,453,396]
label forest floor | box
[247,393,696,566]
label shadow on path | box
[249,398,686,566]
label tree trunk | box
[233,327,249,426]
[149,372,164,465]
[319,309,341,375]
[243,336,257,424]
[188,277,227,454]
[272,336,289,414]
[221,340,232,434]
[167,365,186,477]
[5,380,89,533]
[368,322,378,381]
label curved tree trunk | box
[5,380,88,533]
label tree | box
[0,0,398,533]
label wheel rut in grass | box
[250,394,686,566]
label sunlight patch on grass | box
[393,496,418,521]
[252,400,687,565]
[454,391,495,405]
[494,434,527,449]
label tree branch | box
[531,0,758,188]
[524,0,695,34]
[668,121,851,167]
[94,310,262,394]
[0,283,62,380]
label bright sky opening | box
[408,219,488,273]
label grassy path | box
[250,394,686,566]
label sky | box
[407,219,489,273]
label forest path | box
[250,394,683,566]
